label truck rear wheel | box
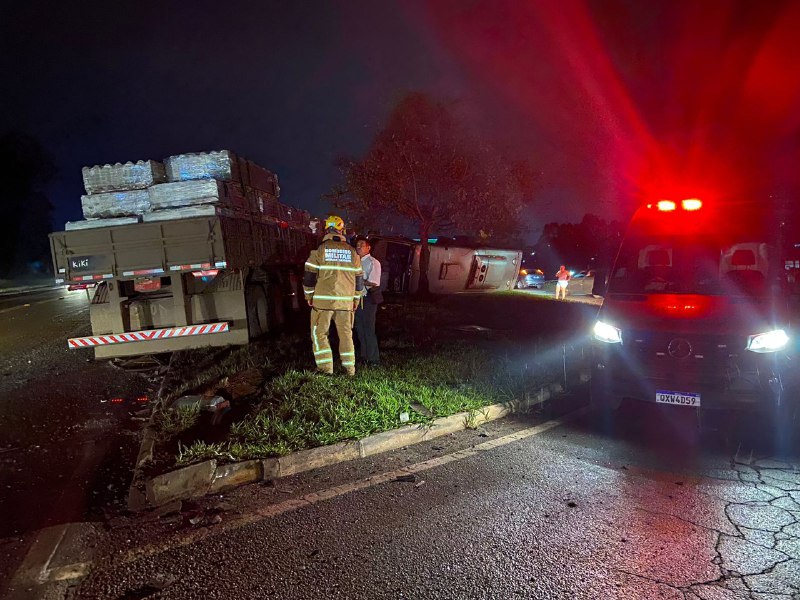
[246,285,269,339]
[268,282,286,331]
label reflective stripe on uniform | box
[312,325,320,352]
[312,295,358,301]
[314,349,332,356]
[305,262,319,270]
[303,288,314,296]
[340,351,355,356]
[316,265,362,272]
[341,361,355,366]
[316,358,333,365]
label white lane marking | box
[8,443,100,591]
[49,408,586,580]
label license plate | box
[655,390,701,406]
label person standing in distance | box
[555,265,571,300]
[354,236,382,366]
[303,216,364,376]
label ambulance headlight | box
[594,321,622,344]
[746,329,789,353]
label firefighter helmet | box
[324,215,345,233]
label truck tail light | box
[134,277,162,293]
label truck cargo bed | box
[50,215,310,282]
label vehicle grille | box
[619,330,750,385]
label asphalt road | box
[74,395,800,599]
[3,289,799,599]
[0,286,157,592]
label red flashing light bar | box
[682,198,702,211]
[657,200,676,212]
[647,199,703,212]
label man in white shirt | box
[354,237,383,366]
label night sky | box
[3,0,800,237]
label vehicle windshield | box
[609,236,773,296]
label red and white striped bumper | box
[68,322,230,348]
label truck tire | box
[268,281,286,331]
[246,285,269,339]
[287,270,301,312]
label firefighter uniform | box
[303,228,364,375]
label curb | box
[127,353,179,511]
[139,372,589,508]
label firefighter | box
[303,215,364,376]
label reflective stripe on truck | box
[67,322,230,348]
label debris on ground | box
[169,394,231,425]
[221,368,264,399]
[394,474,417,483]
[122,574,177,598]
[451,324,497,339]
[170,395,227,412]
[410,403,433,418]
[153,499,183,519]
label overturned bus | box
[368,236,522,295]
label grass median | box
[174,342,556,465]
[149,299,589,472]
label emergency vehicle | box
[591,197,797,428]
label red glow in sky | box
[419,0,800,214]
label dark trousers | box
[354,302,379,364]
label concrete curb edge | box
[127,352,179,511]
[137,372,589,508]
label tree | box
[536,214,624,272]
[0,132,56,278]
[332,93,534,294]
